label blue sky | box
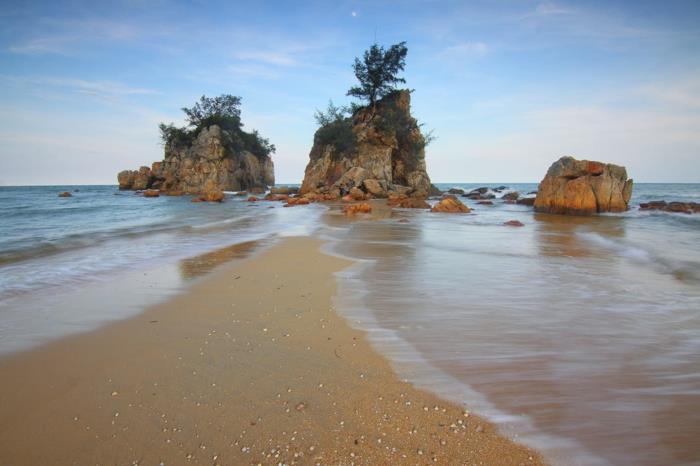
[0,0,698,185]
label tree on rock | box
[347,41,408,108]
[182,94,242,128]
[158,94,275,157]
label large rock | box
[117,125,274,194]
[300,90,432,199]
[534,156,633,215]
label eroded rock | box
[534,156,633,215]
[300,90,432,200]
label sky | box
[0,0,698,185]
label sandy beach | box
[0,236,543,465]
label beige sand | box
[0,237,544,465]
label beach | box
[0,236,542,465]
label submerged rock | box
[58,191,72,198]
[343,202,372,215]
[143,189,160,198]
[639,201,699,214]
[387,194,430,209]
[504,220,525,227]
[431,195,471,213]
[534,156,633,215]
[300,90,432,199]
[516,197,535,206]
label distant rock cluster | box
[118,125,274,195]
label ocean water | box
[1,183,699,465]
[321,183,700,466]
[0,185,323,353]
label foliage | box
[314,100,348,127]
[159,123,194,148]
[159,95,275,158]
[347,42,408,107]
[182,95,242,128]
[313,101,357,156]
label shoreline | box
[0,236,543,465]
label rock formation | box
[118,125,274,194]
[639,201,699,214]
[300,90,434,200]
[534,156,633,215]
[431,195,471,213]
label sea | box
[0,183,698,466]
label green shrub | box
[313,101,357,157]
[158,95,275,158]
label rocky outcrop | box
[534,156,633,215]
[639,201,699,214]
[300,90,432,199]
[117,125,274,194]
[58,191,72,198]
[431,195,471,213]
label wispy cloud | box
[516,1,657,40]
[440,41,489,58]
[0,75,159,101]
[7,18,146,55]
[232,50,298,66]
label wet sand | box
[0,237,543,465]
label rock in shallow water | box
[534,156,633,215]
[431,195,471,213]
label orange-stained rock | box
[349,187,366,201]
[343,203,372,215]
[431,195,471,213]
[387,194,430,209]
[201,179,225,202]
[143,189,160,198]
[247,196,258,202]
[264,193,289,202]
[504,220,525,227]
[534,156,633,215]
[341,195,353,202]
[285,197,310,206]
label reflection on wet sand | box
[178,239,269,279]
[534,212,626,258]
[324,203,700,466]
